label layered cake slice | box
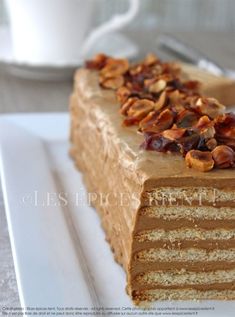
[69,54,235,303]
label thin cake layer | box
[140,205,235,220]
[135,269,235,286]
[133,289,235,301]
[136,228,235,241]
[70,68,235,303]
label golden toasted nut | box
[168,90,181,103]
[100,75,124,89]
[195,115,215,139]
[212,145,235,168]
[185,150,214,172]
[162,128,186,140]
[154,91,166,111]
[202,126,216,140]
[143,53,159,66]
[85,53,108,70]
[123,99,155,126]
[140,108,174,133]
[129,64,144,76]
[127,99,155,118]
[120,97,138,115]
[214,113,235,138]
[148,79,167,94]
[206,138,217,151]
[195,115,211,130]
[196,97,225,119]
[176,109,199,128]
[100,58,129,77]
[116,86,131,104]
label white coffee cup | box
[5,0,139,65]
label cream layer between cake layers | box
[69,68,235,303]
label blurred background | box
[1,0,235,31]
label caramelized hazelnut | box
[185,150,214,172]
[176,110,199,128]
[162,128,186,140]
[129,64,144,76]
[195,115,215,139]
[214,113,235,138]
[206,138,217,150]
[116,86,131,104]
[143,53,159,66]
[154,91,166,111]
[196,97,225,119]
[212,145,235,168]
[168,90,181,103]
[85,53,108,70]
[202,126,216,140]
[123,99,155,125]
[142,133,177,152]
[148,79,167,93]
[140,108,174,133]
[127,99,155,117]
[100,75,124,89]
[195,116,211,130]
[120,97,138,115]
[100,58,129,77]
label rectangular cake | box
[69,54,235,303]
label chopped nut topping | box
[129,64,146,76]
[100,58,129,77]
[206,138,217,151]
[148,79,167,93]
[85,53,233,172]
[116,86,131,104]
[154,91,167,111]
[176,110,199,128]
[127,99,155,116]
[214,113,235,138]
[139,111,159,131]
[194,115,215,141]
[120,97,138,115]
[85,53,108,70]
[143,53,159,66]
[141,133,178,153]
[177,131,200,154]
[140,109,174,133]
[168,90,182,103]
[195,115,211,130]
[195,97,225,118]
[162,128,186,140]
[212,145,235,168]
[123,99,155,126]
[185,150,214,172]
[100,75,124,89]
[201,126,215,140]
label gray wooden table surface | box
[0,30,235,309]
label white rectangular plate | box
[0,113,234,316]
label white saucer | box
[0,26,138,80]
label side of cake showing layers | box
[130,186,235,301]
[70,71,142,271]
[70,64,235,303]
